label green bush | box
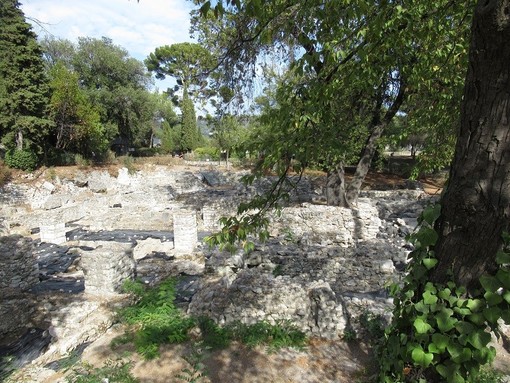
[4,149,38,171]
[194,147,220,161]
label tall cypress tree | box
[180,86,199,152]
[0,0,51,154]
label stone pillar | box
[173,211,198,254]
[40,222,67,244]
[202,205,220,230]
[79,241,135,295]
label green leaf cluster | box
[116,278,195,359]
[379,206,510,382]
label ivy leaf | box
[411,347,434,368]
[415,227,439,247]
[483,306,502,324]
[496,268,510,289]
[472,346,497,364]
[413,317,433,334]
[422,258,438,270]
[496,250,510,265]
[467,330,492,350]
[467,313,486,326]
[466,299,484,313]
[421,204,441,226]
[430,333,450,353]
[483,291,503,306]
[423,290,438,305]
[454,321,475,334]
[436,308,457,332]
[479,275,502,293]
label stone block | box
[40,222,66,244]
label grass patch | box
[0,160,12,187]
[198,316,306,351]
[116,278,307,360]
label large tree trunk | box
[432,0,510,289]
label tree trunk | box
[344,76,407,206]
[432,0,510,289]
[15,129,23,150]
[345,123,386,205]
[326,163,349,207]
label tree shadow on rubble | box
[0,236,113,382]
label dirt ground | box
[65,325,377,383]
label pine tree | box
[0,0,51,155]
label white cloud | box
[21,0,194,61]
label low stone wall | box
[188,270,346,339]
[0,235,39,344]
[79,241,135,295]
[271,199,381,247]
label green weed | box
[116,278,195,359]
[66,359,138,383]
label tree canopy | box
[192,0,473,206]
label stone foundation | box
[79,241,135,295]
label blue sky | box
[21,0,195,91]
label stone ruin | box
[0,167,435,378]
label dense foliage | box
[0,0,52,156]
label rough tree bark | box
[432,0,510,289]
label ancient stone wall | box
[188,270,346,339]
[0,235,39,344]
[270,199,381,247]
[0,235,39,291]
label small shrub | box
[4,149,38,171]
[116,278,195,359]
[175,341,209,383]
[74,154,90,168]
[66,360,138,383]
[197,316,231,350]
[120,155,137,175]
[342,328,357,342]
[226,320,307,351]
[473,368,505,383]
